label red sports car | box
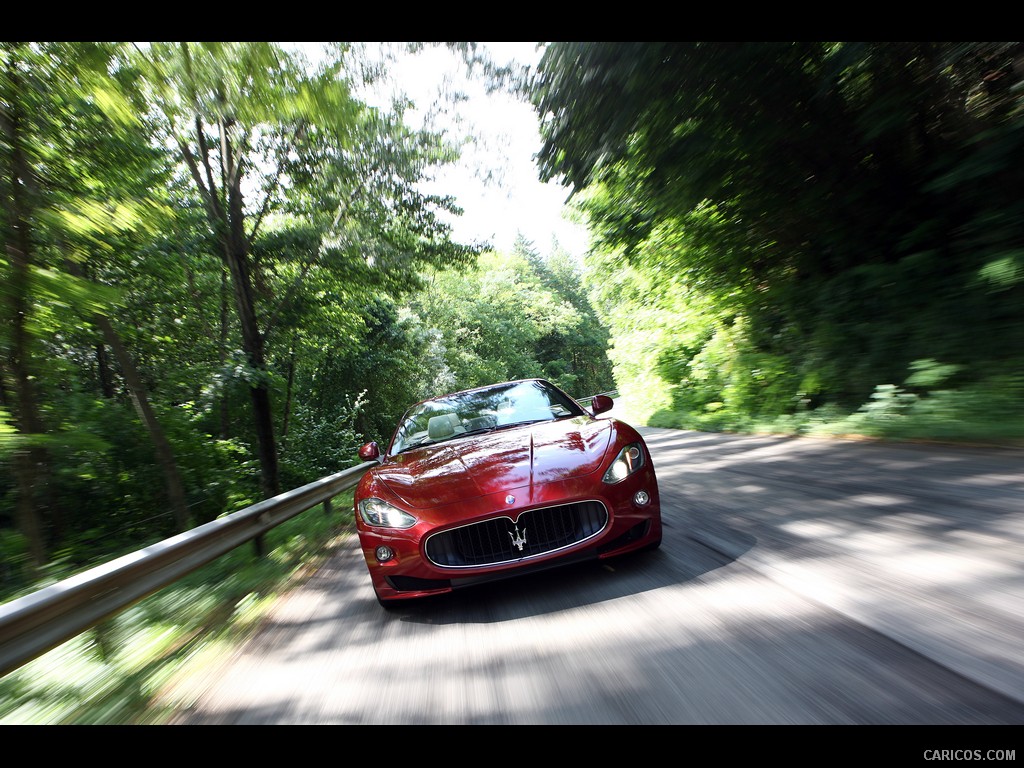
[353,378,662,606]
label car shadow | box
[385,519,756,625]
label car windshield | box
[389,380,586,454]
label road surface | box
[164,428,1024,726]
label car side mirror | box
[590,395,614,416]
[358,441,381,461]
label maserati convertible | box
[353,378,662,606]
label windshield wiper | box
[497,418,551,429]
[393,438,438,454]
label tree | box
[131,42,367,500]
[1,42,52,565]
[514,234,615,398]
[2,42,203,566]
[531,42,1024,425]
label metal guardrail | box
[0,460,377,678]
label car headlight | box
[603,443,645,483]
[357,498,417,529]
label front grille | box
[425,500,609,568]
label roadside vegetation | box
[2,42,1021,723]
[0,491,355,724]
[534,43,1024,448]
[646,368,1024,447]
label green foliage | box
[279,395,367,490]
[835,367,1024,443]
[0,496,356,724]
[0,41,481,570]
[644,364,1024,447]
[0,408,16,452]
[535,42,1024,440]
[401,246,614,403]
[0,529,30,586]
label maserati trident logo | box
[509,525,527,552]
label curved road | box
[165,427,1024,725]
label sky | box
[297,42,590,260]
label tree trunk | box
[223,151,280,500]
[218,264,230,440]
[96,342,115,398]
[280,334,296,447]
[94,314,192,532]
[1,49,53,567]
[172,51,280,502]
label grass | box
[645,383,1024,449]
[0,491,356,725]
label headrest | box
[427,414,456,439]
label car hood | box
[374,417,614,509]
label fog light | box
[375,545,395,563]
[633,490,650,506]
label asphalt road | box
[165,428,1024,725]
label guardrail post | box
[323,496,332,516]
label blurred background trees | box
[0,42,613,590]
[3,41,1021,593]
[532,42,1024,433]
